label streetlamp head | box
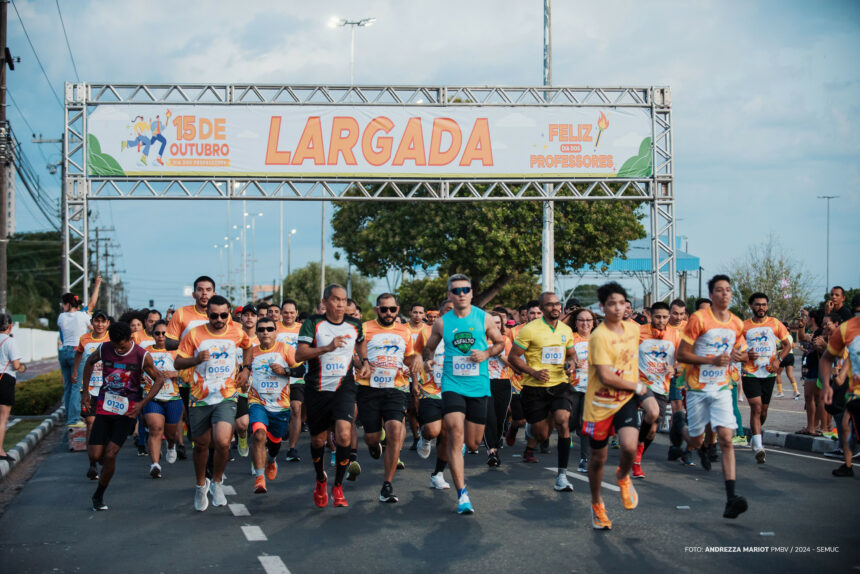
[328,16,345,28]
[290,229,297,235]
[360,17,377,27]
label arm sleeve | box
[682,314,702,346]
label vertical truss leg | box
[649,183,676,303]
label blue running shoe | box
[457,491,474,515]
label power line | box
[7,91,53,167]
[54,0,79,82]
[9,0,63,108]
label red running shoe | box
[332,484,348,507]
[313,473,328,507]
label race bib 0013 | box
[370,367,398,388]
[452,355,480,377]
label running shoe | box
[314,474,329,507]
[755,449,766,464]
[347,460,361,481]
[176,443,187,460]
[609,436,619,450]
[86,465,99,480]
[457,491,474,514]
[238,434,249,457]
[618,475,639,510]
[731,436,748,446]
[332,484,348,507]
[554,473,574,492]
[166,446,177,464]
[150,463,162,479]
[430,472,451,489]
[708,443,719,462]
[591,503,612,530]
[210,480,228,507]
[577,458,588,473]
[522,449,539,464]
[680,450,696,467]
[194,479,210,512]
[775,392,785,398]
[92,495,109,512]
[254,475,267,494]
[369,442,383,460]
[487,451,501,467]
[397,459,406,470]
[723,495,749,519]
[505,427,517,447]
[668,445,684,461]
[417,435,432,460]
[698,446,712,471]
[632,462,645,479]
[285,447,301,462]
[832,464,854,477]
[265,459,278,480]
[669,411,685,448]
[793,393,801,401]
[467,448,480,455]
[137,445,147,456]
[409,436,419,451]
[379,481,399,503]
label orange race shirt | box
[638,324,681,395]
[248,342,296,412]
[177,323,251,406]
[742,317,789,378]
[357,321,415,391]
[76,332,110,396]
[584,321,639,422]
[276,323,302,349]
[132,331,156,349]
[826,316,860,402]
[166,305,210,341]
[488,337,512,380]
[146,348,179,400]
[682,308,744,393]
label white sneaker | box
[166,446,177,464]
[775,392,785,398]
[430,472,450,489]
[194,479,210,511]
[417,435,432,460]
[210,480,228,506]
[554,473,574,492]
[794,393,801,401]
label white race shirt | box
[57,311,90,348]
[0,334,22,378]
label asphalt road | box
[0,428,857,574]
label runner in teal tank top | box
[442,307,490,397]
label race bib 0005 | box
[452,355,479,377]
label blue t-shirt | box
[442,307,490,397]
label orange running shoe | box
[332,484,348,507]
[254,475,267,494]
[314,474,329,507]
[591,503,612,530]
[618,475,639,509]
[265,460,278,481]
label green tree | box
[281,262,373,315]
[8,231,63,327]
[724,235,813,322]
[331,200,645,308]
[397,273,542,312]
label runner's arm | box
[164,337,180,351]
[677,340,729,366]
[480,316,505,361]
[777,337,793,362]
[86,276,103,310]
[507,344,535,378]
[819,350,834,404]
[80,352,100,398]
[593,364,645,394]
[421,319,443,363]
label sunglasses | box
[378,306,398,313]
[153,331,167,336]
[256,326,276,333]
[450,287,471,295]
[209,312,230,320]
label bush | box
[12,370,64,416]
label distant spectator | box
[825,286,853,323]
[0,312,27,461]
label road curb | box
[0,406,65,480]
[762,429,837,453]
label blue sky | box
[7,0,859,311]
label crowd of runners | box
[46,273,859,530]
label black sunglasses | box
[256,326,276,333]
[209,312,230,320]
[378,306,398,313]
[153,331,167,336]
[450,287,471,295]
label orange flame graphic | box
[595,112,609,148]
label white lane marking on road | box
[241,525,267,541]
[223,485,237,495]
[5,418,20,430]
[229,503,250,516]
[760,532,775,536]
[258,555,291,574]
[676,505,690,510]
[545,467,621,492]
[764,448,841,463]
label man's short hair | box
[525,299,540,311]
[108,321,132,344]
[596,282,627,305]
[207,295,231,309]
[695,298,712,310]
[748,292,769,305]
[281,298,298,310]
[538,292,558,305]
[438,299,451,312]
[707,274,731,295]
[323,284,346,300]
[257,316,275,328]
[669,298,687,311]
[193,275,216,291]
[447,274,471,291]
[831,286,845,296]
[257,301,270,311]
[146,309,162,320]
[376,293,397,306]
[651,301,670,313]
[410,302,425,312]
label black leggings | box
[569,391,590,460]
[485,379,512,450]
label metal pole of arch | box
[541,0,554,294]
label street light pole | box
[287,228,296,277]
[541,0,554,294]
[817,195,839,296]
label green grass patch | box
[11,370,64,416]
[3,419,42,451]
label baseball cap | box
[92,309,108,320]
[240,304,258,315]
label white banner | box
[86,104,653,179]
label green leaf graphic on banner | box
[87,135,125,176]
[616,137,652,178]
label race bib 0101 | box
[102,392,129,415]
[541,346,565,365]
[370,367,398,388]
[452,355,480,377]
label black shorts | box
[520,383,574,424]
[357,386,407,433]
[509,394,525,422]
[88,414,136,447]
[588,398,639,450]
[441,391,488,425]
[179,386,190,413]
[289,383,305,404]
[82,394,99,417]
[780,353,796,368]
[304,383,357,436]
[639,389,670,422]
[742,376,776,405]
[0,373,15,406]
[236,395,249,418]
[418,397,443,425]
[569,391,586,433]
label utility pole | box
[817,195,839,296]
[0,1,9,313]
[541,0,554,294]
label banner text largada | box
[86,105,654,178]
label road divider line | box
[241,525,267,541]
[764,448,841,463]
[229,503,250,516]
[544,467,620,492]
[258,555,291,574]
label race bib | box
[257,374,286,398]
[574,369,588,392]
[541,346,565,365]
[321,353,349,377]
[102,392,129,415]
[452,355,479,377]
[370,367,398,388]
[699,364,727,386]
[155,380,175,401]
[432,360,444,385]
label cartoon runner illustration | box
[149,110,171,166]
[121,116,152,165]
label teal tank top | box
[442,307,490,397]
